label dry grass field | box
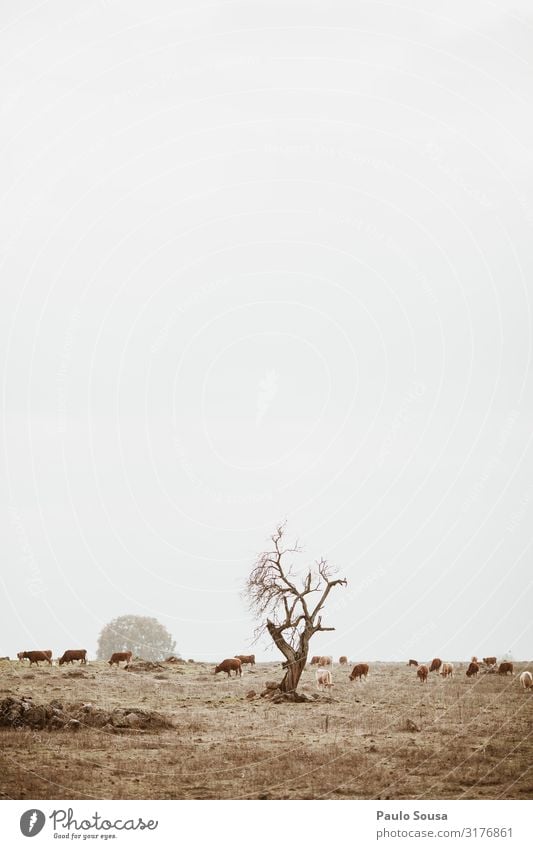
[0,659,532,800]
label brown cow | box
[319,655,333,666]
[466,661,479,677]
[234,654,255,666]
[417,665,429,683]
[483,656,497,666]
[215,658,242,677]
[59,649,87,666]
[408,659,418,667]
[18,650,52,663]
[310,656,321,665]
[108,651,132,667]
[339,656,348,665]
[349,663,369,681]
[498,661,514,675]
[429,657,442,672]
[21,650,52,666]
[440,662,454,678]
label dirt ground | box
[0,659,531,800]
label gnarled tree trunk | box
[280,654,307,693]
[267,622,310,693]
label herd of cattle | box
[304,654,533,692]
[210,653,532,693]
[14,649,130,667]
[407,656,518,682]
[404,656,531,692]
[9,650,533,692]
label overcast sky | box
[1,0,532,664]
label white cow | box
[440,662,454,678]
[519,671,532,690]
[316,667,333,692]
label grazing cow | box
[483,656,497,666]
[519,671,532,690]
[234,654,255,666]
[339,656,348,665]
[108,651,132,667]
[349,663,369,682]
[19,649,52,663]
[440,662,454,678]
[214,658,242,677]
[21,651,52,666]
[408,659,419,667]
[417,665,429,683]
[59,649,87,666]
[429,658,442,673]
[310,656,321,665]
[498,661,514,676]
[466,661,479,678]
[319,655,333,667]
[316,668,333,692]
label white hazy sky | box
[1,0,532,663]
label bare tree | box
[246,523,347,694]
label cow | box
[234,654,255,666]
[108,651,132,667]
[466,661,479,678]
[18,650,52,663]
[59,649,87,666]
[20,651,52,666]
[349,663,369,682]
[408,659,418,667]
[440,662,454,678]
[519,671,532,690]
[316,668,333,692]
[339,656,348,665]
[417,665,429,683]
[483,656,497,666]
[319,655,333,667]
[429,658,442,672]
[310,656,321,665]
[498,661,514,676]
[214,658,242,677]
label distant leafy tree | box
[96,615,177,661]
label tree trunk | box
[266,620,311,695]
[279,654,307,693]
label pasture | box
[0,659,531,800]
